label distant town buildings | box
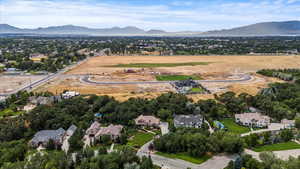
[174,114,203,128]
[235,113,271,128]
[134,115,161,127]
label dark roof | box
[30,128,65,145]
[66,125,77,136]
[174,114,203,126]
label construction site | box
[32,54,298,101]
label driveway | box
[245,148,300,161]
[241,123,285,137]
[137,140,236,169]
[159,122,169,135]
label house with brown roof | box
[95,124,124,140]
[235,113,271,128]
[134,115,160,127]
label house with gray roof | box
[174,114,203,128]
[29,128,66,148]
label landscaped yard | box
[126,131,155,148]
[156,75,202,81]
[156,152,212,164]
[0,108,23,118]
[189,87,205,93]
[220,119,251,135]
[108,62,210,68]
[253,141,300,152]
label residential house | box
[29,96,53,105]
[23,104,37,112]
[62,91,80,99]
[62,125,77,153]
[134,115,160,127]
[174,114,203,128]
[85,121,101,137]
[95,124,124,140]
[235,113,270,128]
[281,119,295,129]
[29,128,66,148]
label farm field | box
[36,55,299,101]
[253,142,300,152]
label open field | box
[36,55,300,101]
[220,119,251,134]
[0,75,47,94]
[107,62,211,68]
[253,142,300,152]
[156,152,212,164]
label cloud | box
[1,0,299,31]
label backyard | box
[253,141,300,152]
[220,119,251,135]
[156,152,212,164]
[0,108,23,118]
[126,131,155,148]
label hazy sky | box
[1,0,300,31]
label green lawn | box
[156,75,202,81]
[156,152,211,164]
[107,62,210,68]
[253,142,300,152]
[220,119,251,135]
[189,87,205,93]
[0,109,23,118]
[127,132,155,148]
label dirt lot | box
[37,55,298,101]
[0,75,46,94]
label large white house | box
[235,113,271,128]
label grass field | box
[156,75,202,81]
[189,87,205,93]
[220,119,251,135]
[253,142,300,152]
[156,152,211,164]
[0,108,23,118]
[107,62,211,68]
[127,131,155,148]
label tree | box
[157,109,172,121]
[295,117,300,129]
[69,129,84,153]
[280,129,294,142]
[140,156,154,169]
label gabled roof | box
[31,128,65,144]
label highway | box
[81,74,252,85]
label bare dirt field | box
[0,75,46,94]
[37,55,299,101]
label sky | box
[1,0,300,31]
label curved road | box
[81,74,252,85]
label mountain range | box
[1,21,300,36]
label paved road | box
[0,58,89,97]
[137,140,236,169]
[81,74,252,85]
